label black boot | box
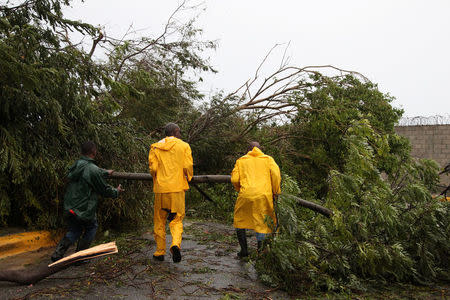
[257,241,263,252]
[51,237,72,262]
[76,238,92,252]
[236,229,248,258]
[73,238,92,266]
[170,246,182,263]
[153,255,164,261]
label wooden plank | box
[48,241,118,267]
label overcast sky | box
[65,0,450,117]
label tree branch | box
[113,0,187,81]
[88,31,104,58]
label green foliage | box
[187,94,248,174]
[186,182,236,223]
[0,0,219,229]
[1,1,448,294]
[1,1,155,228]
[112,20,216,136]
[255,79,449,292]
[1,0,99,226]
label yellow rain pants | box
[153,191,185,256]
[231,147,281,234]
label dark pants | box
[64,214,98,245]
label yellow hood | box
[247,147,267,158]
[148,136,194,193]
[151,136,179,151]
[230,147,281,233]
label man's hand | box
[106,169,114,175]
[117,184,124,193]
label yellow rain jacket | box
[148,136,193,194]
[148,136,193,256]
[231,147,281,233]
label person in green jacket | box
[51,141,124,262]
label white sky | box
[64,0,450,117]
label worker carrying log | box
[231,141,281,258]
[51,141,124,262]
[148,123,193,263]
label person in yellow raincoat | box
[148,123,193,263]
[231,141,281,257]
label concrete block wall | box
[395,124,450,186]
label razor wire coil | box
[397,115,450,126]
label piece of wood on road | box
[48,241,118,267]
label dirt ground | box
[0,220,289,299]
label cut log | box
[109,172,231,183]
[0,242,118,285]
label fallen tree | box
[109,172,333,217]
[0,242,118,285]
[0,263,71,285]
[109,172,231,183]
[284,194,333,218]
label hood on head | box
[151,137,179,151]
[248,147,265,157]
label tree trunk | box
[109,172,231,183]
[284,194,333,218]
[0,263,71,285]
[0,242,117,285]
[109,172,332,217]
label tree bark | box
[0,263,71,285]
[109,172,332,217]
[0,242,117,285]
[109,172,231,183]
[285,194,333,218]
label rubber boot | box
[257,241,263,252]
[76,238,92,252]
[170,246,182,263]
[51,237,72,262]
[153,255,164,261]
[73,238,92,266]
[236,229,248,258]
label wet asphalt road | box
[0,220,289,299]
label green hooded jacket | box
[63,156,118,221]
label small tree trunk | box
[0,242,117,284]
[109,172,231,183]
[284,194,333,218]
[0,264,70,285]
[109,172,332,217]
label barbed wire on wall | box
[397,115,450,126]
